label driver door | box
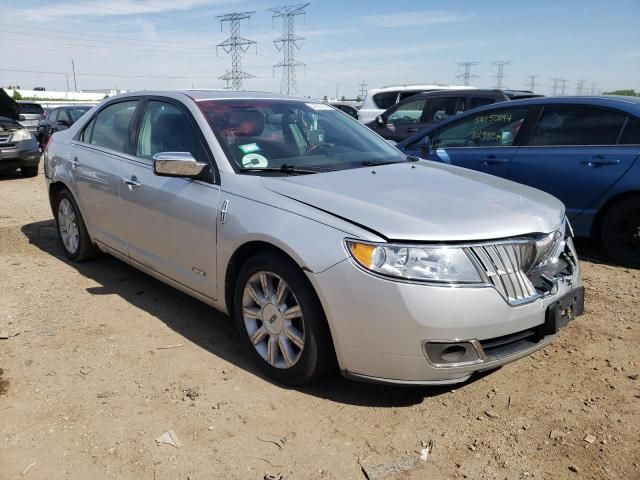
[120,98,220,299]
[376,98,428,142]
[414,106,533,178]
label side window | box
[136,101,205,163]
[397,91,422,101]
[530,107,626,146]
[387,99,427,125]
[433,108,529,148]
[619,116,640,145]
[373,91,399,110]
[48,109,59,122]
[470,97,495,109]
[58,109,71,124]
[89,101,138,153]
[429,97,461,122]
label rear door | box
[509,105,635,220]
[72,99,140,253]
[406,106,533,178]
[119,98,220,299]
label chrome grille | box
[0,132,12,144]
[466,241,538,304]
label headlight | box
[345,240,483,283]
[11,129,32,142]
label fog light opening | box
[441,345,468,363]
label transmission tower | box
[456,62,479,86]
[491,60,512,89]
[358,80,368,100]
[576,80,585,95]
[560,79,568,95]
[589,83,597,95]
[525,74,541,92]
[551,78,562,96]
[271,3,309,95]
[216,11,257,90]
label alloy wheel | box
[57,198,80,255]
[242,271,305,369]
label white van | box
[358,84,475,123]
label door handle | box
[581,157,620,167]
[70,157,79,169]
[406,127,419,133]
[482,156,509,165]
[121,176,142,189]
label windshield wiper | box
[406,155,421,162]
[237,164,318,175]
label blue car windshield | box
[198,99,406,172]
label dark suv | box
[367,89,541,142]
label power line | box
[456,62,479,86]
[216,11,257,90]
[525,74,541,92]
[0,68,223,80]
[271,3,309,95]
[491,60,512,89]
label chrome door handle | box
[581,158,620,167]
[70,157,79,169]
[121,176,142,188]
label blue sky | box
[2,0,639,98]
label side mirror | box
[153,152,207,178]
[376,115,385,126]
[418,136,432,154]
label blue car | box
[397,96,640,267]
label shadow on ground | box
[21,219,496,407]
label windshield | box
[197,99,406,173]
[69,106,91,122]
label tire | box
[233,251,335,385]
[54,189,99,262]
[21,165,39,178]
[599,196,640,268]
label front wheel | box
[233,251,334,385]
[600,196,640,268]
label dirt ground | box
[1,170,639,480]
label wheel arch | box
[48,180,72,215]
[591,190,640,240]
[224,240,309,317]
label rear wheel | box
[233,251,334,385]
[54,189,99,261]
[21,165,39,177]
[600,196,640,268]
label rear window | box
[619,116,640,145]
[372,92,399,110]
[530,106,626,146]
[19,103,44,115]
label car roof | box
[369,84,475,93]
[494,95,640,112]
[111,89,308,102]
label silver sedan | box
[43,90,583,385]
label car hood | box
[261,162,565,241]
[0,88,19,121]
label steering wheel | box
[304,142,335,155]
